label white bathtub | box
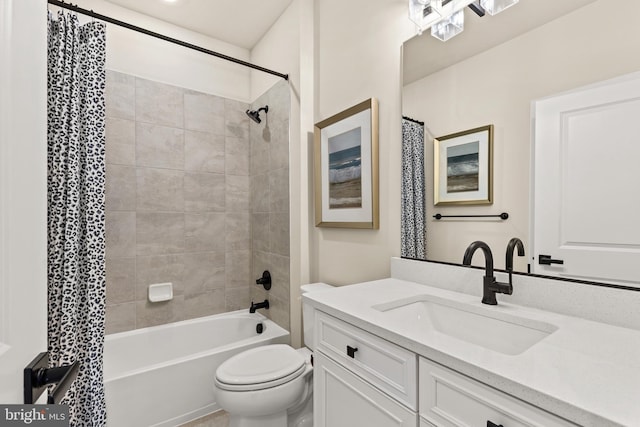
[104,310,289,427]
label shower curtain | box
[401,117,426,259]
[47,11,107,426]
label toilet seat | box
[215,344,307,392]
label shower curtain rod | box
[47,0,289,81]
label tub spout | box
[250,299,269,313]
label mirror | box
[401,0,640,286]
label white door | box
[532,72,640,286]
[0,0,48,403]
[314,352,417,427]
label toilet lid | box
[216,344,306,388]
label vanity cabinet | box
[313,310,577,427]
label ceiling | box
[403,0,598,84]
[104,0,294,49]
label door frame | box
[0,0,48,403]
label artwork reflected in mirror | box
[434,125,493,206]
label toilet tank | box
[301,283,334,350]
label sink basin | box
[373,295,558,355]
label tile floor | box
[180,410,229,427]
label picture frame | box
[314,98,379,228]
[434,124,493,206]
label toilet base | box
[227,400,313,427]
[287,391,313,427]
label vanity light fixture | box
[480,0,519,16]
[408,0,444,35]
[408,0,518,41]
[431,8,464,41]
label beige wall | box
[252,0,417,347]
[250,1,299,102]
[71,0,252,101]
[403,0,640,271]
[313,0,414,285]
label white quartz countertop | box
[303,278,640,427]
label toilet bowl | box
[213,283,333,427]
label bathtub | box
[104,310,289,427]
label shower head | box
[246,105,269,124]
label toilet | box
[214,283,333,427]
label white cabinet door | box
[420,418,436,427]
[532,72,640,286]
[314,351,417,427]
[0,0,48,403]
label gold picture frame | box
[434,125,493,206]
[314,98,379,228]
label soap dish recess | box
[148,283,173,302]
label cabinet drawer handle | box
[346,345,358,358]
[487,422,503,427]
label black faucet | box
[462,241,512,305]
[505,237,525,286]
[249,299,269,313]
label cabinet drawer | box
[419,358,577,427]
[316,311,417,409]
[314,351,417,427]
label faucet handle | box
[256,271,272,290]
[502,283,513,295]
[490,280,513,295]
[492,282,513,295]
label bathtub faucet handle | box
[255,271,271,290]
[249,299,270,313]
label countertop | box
[303,278,640,427]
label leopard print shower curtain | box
[47,11,107,426]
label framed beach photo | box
[434,125,493,206]
[314,98,379,228]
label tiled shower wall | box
[104,70,257,333]
[249,81,291,332]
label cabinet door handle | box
[487,421,504,427]
[346,345,358,358]
[539,254,564,265]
